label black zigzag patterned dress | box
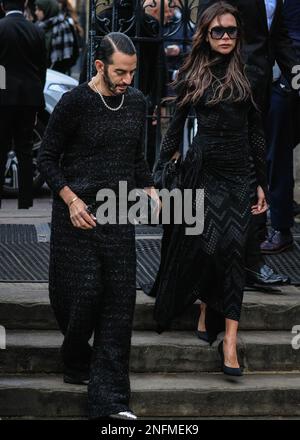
[151,57,268,342]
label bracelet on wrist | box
[68,196,78,207]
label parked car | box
[3,69,78,195]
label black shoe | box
[195,330,210,343]
[217,341,243,377]
[63,372,89,385]
[245,264,290,287]
[260,229,293,254]
[109,411,137,420]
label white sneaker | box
[110,411,137,420]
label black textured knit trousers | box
[49,198,136,418]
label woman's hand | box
[153,196,162,221]
[251,185,268,215]
[144,187,162,221]
[69,198,97,229]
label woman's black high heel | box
[195,330,210,343]
[218,340,243,376]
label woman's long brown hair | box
[172,1,253,108]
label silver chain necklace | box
[92,79,124,111]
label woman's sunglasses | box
[208,26,239,40]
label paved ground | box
[0,187,52,224]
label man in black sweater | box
[0,0,46,208]
[38,32,158,420]
[197,0,300,287]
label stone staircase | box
[0,283,300,419]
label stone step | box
[1,330,299,374]
[0,373,300,418]
[0,284,299,331]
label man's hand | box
[59,186,97,229]
[251,185,268,215]
[69,198,97,229]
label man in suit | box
[0,0,46,208]
[261,0,300,254]
[197,0,300,287]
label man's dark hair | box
[95,32,136,65]
[1,0,26,11]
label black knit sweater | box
[38,82,154,200]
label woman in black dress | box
[151,1,268,376]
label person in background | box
[58,0,84,39]
[161,0,195,95]
[57,0,83,64]
[261,0,300,254]
[35,0,79,73]
[0,0,46,209]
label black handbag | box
[153,151,182,190]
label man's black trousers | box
[0,106,37,208]
[266,77,296,230]
[49,198,137,418]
